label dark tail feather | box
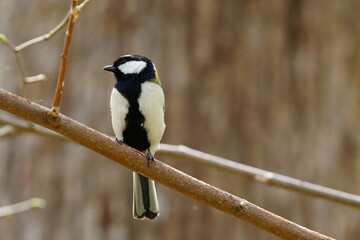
[133,172,159,220]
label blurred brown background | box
[1,0,359,239]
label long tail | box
[132,172,159,220]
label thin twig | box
[1,0,93,99]
[0,125,16,138]
[25,74,47,83]
[158,144,360,209]
[51,0,92,118]
[1,12,70,85]
[0,198,46,218]
[0,33,15,51]
[76,0,93,12]
[1,13,70,96]
[15,12,70,52]
[0,0,92,53]
[0,114,65,140]
[15,52,28,95]
[51,0,78,118]
[0,0,91,95]
[0,88,334,240]
[1,37,28,87]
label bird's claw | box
[146,152,155,167]
[115,137,123,143]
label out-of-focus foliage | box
[0,1,359,239]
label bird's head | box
[103,55,161,86]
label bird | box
[103,55,165,220]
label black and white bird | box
[103,55,165,220]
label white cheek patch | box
[118,60,147,74]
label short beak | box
[103,65,116,72]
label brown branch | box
[0,88,334,240]
[2,113,359,210]
[51,0,92,117]
[51,0,78,117]
[158,144,360,209]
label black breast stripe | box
[118,84,150,152]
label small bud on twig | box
[0,198,46,218]
[0,33,8,44]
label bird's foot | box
[146,152,155,167]
[115,137,123,144]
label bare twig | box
[51,0,78,118]
[0,33,16,51]
[1,15,70,97]
[76,0,93,12]
[51,0,92,117]
[0,198,46,218]
[158,144,360,209]
[0,125,16,138]
[25,74,47,83]
[0,114,65,140]
[15,12,70,52]
[0,88,334,240]
[0,0,92,54]
[15,52,28,96]
[0,0,92,95]
[1,13,70,88]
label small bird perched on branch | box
[103,55,166,220]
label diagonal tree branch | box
[0,88,334,240]
[1,112,359,210]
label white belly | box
[110,87,129,141]
[138,82,166,153]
